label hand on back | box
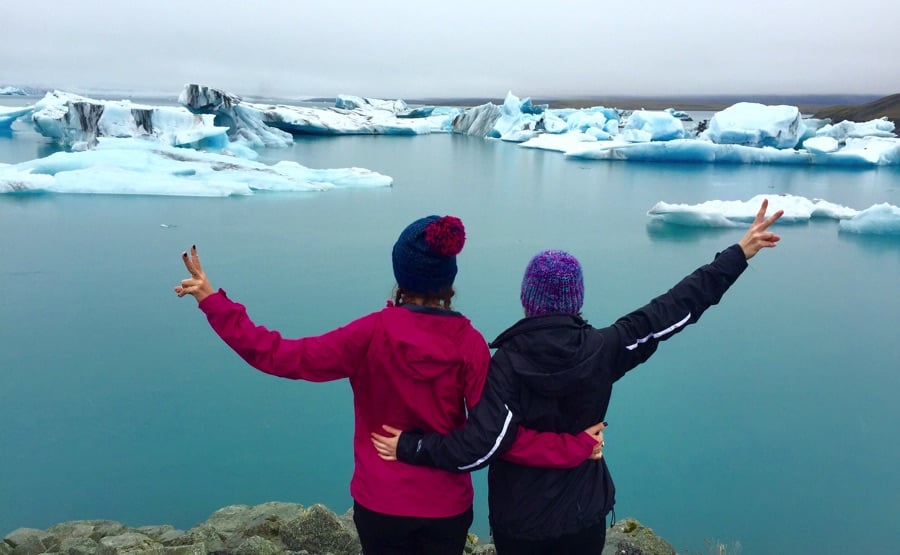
[371,425,402,461]
[583,421,606,461]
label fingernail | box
[192,244,196,250]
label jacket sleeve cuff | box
[575,431,599,452]
[722,243,749,270]
[396,431,426,465]
[198,288,228,314]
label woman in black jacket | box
[372,199,783,554]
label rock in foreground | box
[2,503,675,555]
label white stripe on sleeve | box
[457,404,514,471]
[625,312,692,351]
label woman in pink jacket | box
[175,215,601,555]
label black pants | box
[352,501,473,555]
[492,520,607,555]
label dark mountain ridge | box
[813,93,900,128]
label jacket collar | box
[490,312,587,348]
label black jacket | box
[397,244,748,539]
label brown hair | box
[393,286,456,310]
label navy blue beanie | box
[392,215,466,293]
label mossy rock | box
[602,518,676,555]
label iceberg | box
[665,107,692,121]
[0,105,33,129]
[702,102,806,149]
[621,110,685,142]
[818,136,900,165]
[802,136,840,154]
[647,194,900,236]
[23,86,898,166]
[520,132,900,166]
[558,138,816,164]
[0,86,26,96]
[814,118,895,141]
[549,106,619,139]
[451,102,502,136]
[483,92,621,143]
[519,131,598,153]
[0,137,392,196]
[31,90,228,151]
[648,194,859,225]
[5,85,900,203]
[179,84,294,151]
[454,92,621,143]
[488,93,544,142]
[500,93,898,165]
[260,96,459,135]
[335,94,407,112]
[839,203,900,235]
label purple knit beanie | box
[520,250,584,316]
[392,215,466,293]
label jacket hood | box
[379,305,477,381]
[490,313,603,396]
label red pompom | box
[425,216,466,256]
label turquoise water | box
[2,131,899,554]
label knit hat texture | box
[392,215,466,293]
[520,250,584,316]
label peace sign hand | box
[739,199,784,260]
[174,245,215,303]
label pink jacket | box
[199,290,593,517]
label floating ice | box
[0,86,26,96]
[481,94,899,166]
[559,138,813,164]
[22,87,898,166]
[553,106,619,139]
[0,138,393,196]
[839,203,900,235]
[826,137,900,165]
[31,90,228,150]
[261,96,458,135]
[647,194,899,236]
[802,136,840,154]
[665,107,692,120]
[179,84,294,150]
[0,105,33,129]
[621,110,685,142]
[5,84,900,205]
[519,132,900,166]
[702,102,806,149]
[452,102,502,136]
[488,93,545,142]
[519,132,598,152]
[814,118,895,141]
[477,92,620,143]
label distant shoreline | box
[6,87,896,125]
[301,93,886,115]
[3,86,885,113]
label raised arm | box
[175,245,369,382]
[608,199,783,380]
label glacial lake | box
[1,127,899,554]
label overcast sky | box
[3,0,898,100]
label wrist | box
[396,431,425,464]
[194,285,215,303]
